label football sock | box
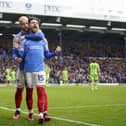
[26,88,33,110]
[15,88,24,108]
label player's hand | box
[55,46,62,54]
[19,36,25,41]
[13,43,19,50]
[15,57,23,63]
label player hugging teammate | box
[12,16,61,124]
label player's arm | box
[12,47,23,63]
[44,46,61,59]
[12,48,18,59]
[20,31,45,41]
[17,40,27,59]
[89,63,91,73]
[88,64,91,79]
[44,51,56,59]
[44,39,61,59]
[12,35,19,58]
[44,42,56,59]
[97,64,100,75]
[43,36,55,59]
[17,50,24,58]
[12,36,22,62]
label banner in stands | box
[98,83,119,85]
[0,0,126,22]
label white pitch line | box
[0,106,101,126]
[32,103,126,110]
[51,116,100,126]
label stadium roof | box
[1,13,126,35]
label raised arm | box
[44,46,61,59]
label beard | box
[23,27,29,32]
[31,26,38,33]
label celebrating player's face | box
[29,19,39,33]
[20,21,29,32]
[19,17,29,32]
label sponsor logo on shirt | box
[29,46,42,50]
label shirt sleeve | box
[12,33,24,59]
[12,48,18,59]
[43,37,49,51]
[44,50,56,59]
[12,35,19,59]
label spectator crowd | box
[0,32,125,84]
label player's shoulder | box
[95,63,99,67]
[13,32,22,39]
[38,30,45,36]
[90,62,93,65]
[13,32,21,43]
[15,32,22,37]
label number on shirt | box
[38,75,44,82]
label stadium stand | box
[0,29,125,84]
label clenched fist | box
[55,46,62,54]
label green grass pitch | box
[0,85,126,126]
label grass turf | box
[0,85,125,126]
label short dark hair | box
[28,16,40,24]
[92,58,97,63]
